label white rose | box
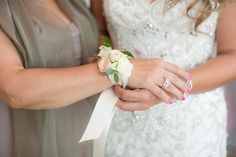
[117,57,133,77]
[98,55,111,73]
[110,62,118,71]
[110,49,125,62]
[98,46,112,58]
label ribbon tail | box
[93,105,117,157]
[79,88,119,157]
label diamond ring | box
[161,77,171,88]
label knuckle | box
[143,92,152,101]
[145,75,153,86]
[120,91,127,100]
[113,88,120,95]
[171,75,179,83]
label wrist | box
[97,45,134,88]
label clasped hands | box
[113,58,192,111]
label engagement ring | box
[161,77,171,88]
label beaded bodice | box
[104,0,219,69]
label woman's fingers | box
[128,58,192,104]
[113,86,153,102]
[145,83,174,105]
[116,99,161,111]
[116,99,148,111]
[162,61,192,81]
[161,82,185,100]
[161,72,189,99]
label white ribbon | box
[79,88,119,157]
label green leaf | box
[101,36,112,48]
[101,36,111,43]
[106,68,114,75]
[122,51,134,58]
[114,73,119,84]
[102,43,112,48]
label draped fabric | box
[0,102,13,157]
[0,0,99,157]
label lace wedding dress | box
[103,0,227,157]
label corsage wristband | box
[97,37,134,88]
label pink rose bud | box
[98,56,111,73]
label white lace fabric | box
[104,0,227,157]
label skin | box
[91,0,236,111]
[146,0,155,4]
[0,0,190,110]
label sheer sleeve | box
[0,0,27,66]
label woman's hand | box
[113,86,163,111]
[128,58,191,104]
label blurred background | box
[226,82,236,157]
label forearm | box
[190,2,236,94]
[1,63,112,109]
[190,51,236,94]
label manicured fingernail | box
[187,89,192,94]
[168,98,174,105]
[188,75,192,80]
[181,95,186,101]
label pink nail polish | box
[187,89,192,94]
[168,98,174,105]
[181,95,186,101]
[188,75,192,80]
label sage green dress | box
[0,0,99,157]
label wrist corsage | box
[98,37,134,88]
